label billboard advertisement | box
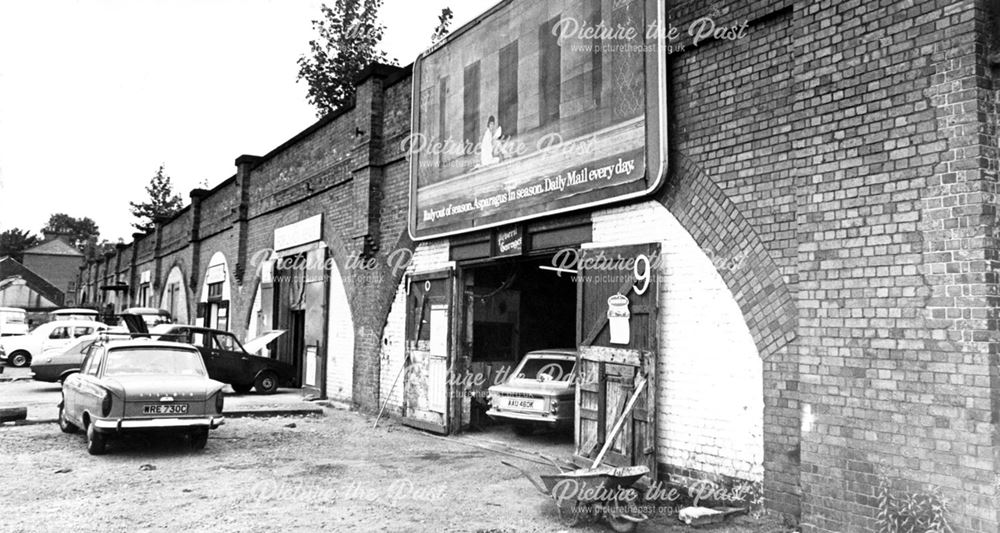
[408,0,667,240]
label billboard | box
[408,0,667,241]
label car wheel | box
[9,351,30,368]
[512,424,534,436]
[190,429,209,451]
[254,371,279,394]
[58,403,78,434]
[86,423,106,455]
[232,383,253,394]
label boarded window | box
[498,41,518,136]
[538,16,562,126]
[463,62,480,146]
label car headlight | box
[215,392,224,413]
[550,399,559,414]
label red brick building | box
[78,1,1000,530]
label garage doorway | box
[458,253,577,446]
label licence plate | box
[142,404,189,415]
[505,398,541,410]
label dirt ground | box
[0,407,792,532]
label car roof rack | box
[94,331,153,343]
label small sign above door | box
[493,226,524,258]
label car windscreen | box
[103,348,207,377]
[513,357,576,382]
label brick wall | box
[791,0,998,531]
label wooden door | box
[403,270,453,434]
[575,243,659,479]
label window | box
[190,331,208,348]
[214,334,239,352]
[49,327,71,340]
[138,283,149,307]
[82,350,100,376]
[207,282,224,301]
[73,327,94,337]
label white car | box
[0,320,109,367]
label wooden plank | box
[580,345,645,367]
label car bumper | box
[485,409,570,427]
[92,416,225,433]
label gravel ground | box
[0,407,791,532]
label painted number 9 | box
[633,254,650,295]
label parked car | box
[59,339,226,455]
[486,349,578,435]
[48,308,100,321]
[32,331,131,383]
[150,325,290,394]
[118,307,172,328]
[0,307,28,337]
[0,319,109,367]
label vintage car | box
[60,338,226,455]
[486,349,578,435]
[32,331,131,383]
[0,319,109,367]
[150,325,290,394]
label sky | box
[0,0,496,243]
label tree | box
[431,7,454,45]
[297,0,395,117]
[0,228,39,262]
[130,165,183,232]
[43,214,100,250]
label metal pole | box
[373,353,408,429]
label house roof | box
[24,238,83,257]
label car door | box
[42,326,73,353]
[187,330,226,382]
[75,346,108,419]
[64,347,99,424]
[210,333,245,384]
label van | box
[0,307,28,337]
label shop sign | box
[275,214,322,251]
[493,226,523,257]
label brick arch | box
[159,260,194,325]
[653,150,796,360]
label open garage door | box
[575,243,659,480]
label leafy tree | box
[297,0,395,117]
[43,214,100,250]
[130,165,183,232]
[431,7,454,45]
[0,228,39,262]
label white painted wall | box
[589,200,764,483]
[326,254,354,402]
